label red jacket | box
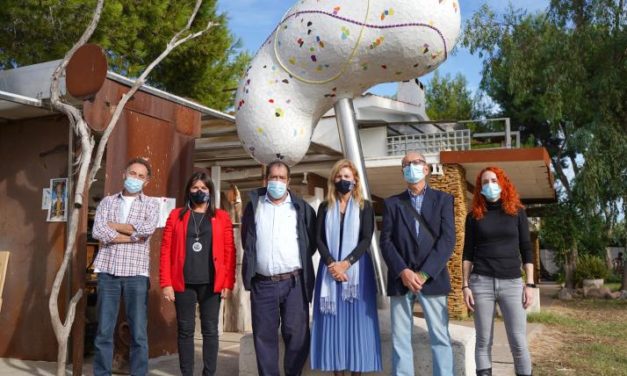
[160,207,236,293]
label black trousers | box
[174,284,221,376]
[251,274,310,376]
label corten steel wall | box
[0,116,70,360]
[84,78,200,359]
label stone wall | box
[429,164,468,319]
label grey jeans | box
[469,273,532,375]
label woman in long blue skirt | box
[311,159,382,375]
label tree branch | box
[47,1,216,375]
[87,0,216,187]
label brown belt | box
[254,269,301,282]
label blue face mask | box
[403,164,425,184]
[267,180,287,199]
[124,177,144,194]
[481,182,502,201]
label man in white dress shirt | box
[241,160,317,376]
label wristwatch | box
[525,283,537,288]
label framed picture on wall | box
[47,178,68,222]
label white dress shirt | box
[254,194,301,276]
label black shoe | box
[476,369,492,376]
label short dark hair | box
[265,160,291,179]
[126,157,152,177]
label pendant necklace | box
[191,209,206,252]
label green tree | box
[425,71,476,120]
[541,202,582,288]
[0,0,249,110]
[463,0,627,288]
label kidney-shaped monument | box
[235,0,461,166]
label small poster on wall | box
[157,197,177,228]
[47,178,68,222]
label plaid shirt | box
[92,192,160,277]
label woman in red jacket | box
[160,171,236,376]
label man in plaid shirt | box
[92,157,160,376]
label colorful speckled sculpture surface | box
[235,0,461,166]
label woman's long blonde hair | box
[326,159,365,208]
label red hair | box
[471,166,524,220]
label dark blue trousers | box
[251,274,310,376]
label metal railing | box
[387,129,471,155]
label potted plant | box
[575,254,610,289]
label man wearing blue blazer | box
[380,151,456,376]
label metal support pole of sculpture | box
[334,97,387,297]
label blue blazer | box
[380,187,456,296]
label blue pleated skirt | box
[310,252,382,372]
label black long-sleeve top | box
[316,200,374,266]
[463,201,533,279]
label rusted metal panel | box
[175,105,201,137]
[83,78,200,134]
[0,116,70,361]
[89,78,197,359]
[66,44,108,100]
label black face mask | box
[334,179,354,194]
[190,190,210,204]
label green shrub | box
[606,272,622,284]
[575,254,610,285]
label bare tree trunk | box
[47,1,215,374]
[48,2,104,375]
[622,198,627,291]
[605,247,614,270]
[564,241,578,290]
[622,260,627,291]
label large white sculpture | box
[235,0,461,166]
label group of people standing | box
[90,153,535,376]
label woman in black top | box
[310,159,382,374]
[160,172,236,376]
[462,166,535,376]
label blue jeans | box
[469,274,531,375]
[93,273,149,376]
[390,292,454,376]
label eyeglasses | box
[402,159,427,168]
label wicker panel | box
[429,165,468,319]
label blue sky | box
[216,0,550,96]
